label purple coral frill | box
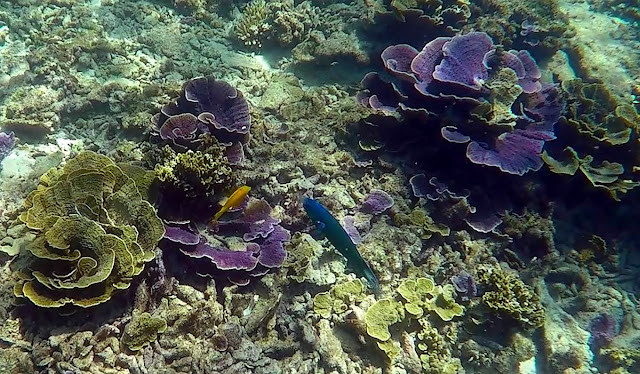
[162,199,289,284]
[209,199,280,241]
[466,128,556,176]
[183,77,251,135]
[451,271,477,301]
[433,32,492,90]
[0,131,16,165]
[360,189,394,214]
[358,31,562,176]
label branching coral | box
[232,0,319,49]
[154,145,233,199]
[232,0,271,49]
[12,151,164,308]
[477,266,545,328]
[415,318,463,374]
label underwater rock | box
[284,232,322,283]
[539,280,595,373]
[292,30,370,65]
[121,312,167,351]
[0,85,62,137]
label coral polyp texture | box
[358,31,563,176]
[12,151,164,308]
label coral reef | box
[12,151,164,308]
[0,1,639,373]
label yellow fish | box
[210,185,251,223]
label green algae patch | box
[121,312,167,351]
[13,151,164,308]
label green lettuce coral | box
[13,151,164,308]
[313,279,366,318]
[397,278,464,321]
[363,277,464,366]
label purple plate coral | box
[162,199,289,285]
[359,32,563,176]
[153,76,251,159]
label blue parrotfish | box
[303,197,380,292]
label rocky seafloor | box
[0,0,639,373]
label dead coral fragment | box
[121,312,167,351]
[13,151,164,308]
[397,278,464,321]
[477,266,545,328]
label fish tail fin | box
[349,259,380,294]
[210,209,224,223]
[363,266,381,294]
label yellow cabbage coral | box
[13,151,164,308]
